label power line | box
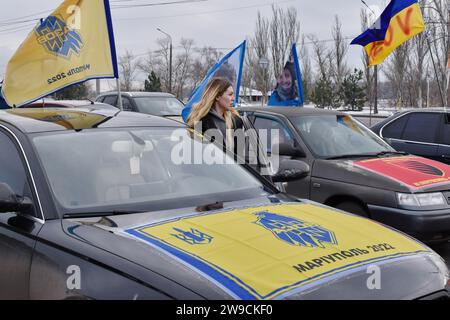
[116,0,295,21]
[111,0,208,9]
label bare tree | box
[190,46,223,91]
[425,0,449,107]
[330,15,349,92]
[308,35,331,81]
[172,38,194,100]
[154,37,171,92]
[118,50,137,91]
[248,12,271,105]
[269,5,300,78]
[299,35,312,103]
[360,9,374,111]
[384,42,411,109]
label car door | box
[437,113,450,165]
[383,112,441,160]
[0,128,43,299]
[251,113,311,198]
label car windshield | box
[31,128,269,216]
[291,115,393,158]
[134,97,184,116]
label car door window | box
[382,114,409,139]
[0,131,36,217]
[402,113,441,143]
[122,97,134,112]
[440,114,450,145]
[253,116,294,153]
[103,95,117,107]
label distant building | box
[239,87,272,105]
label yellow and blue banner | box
[126,203,429,300]
[1,0,118,107]
[268,43,304,107]
[351,0,425,66]
[181,41,246,122]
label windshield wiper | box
[326,154,379,160]
[63,210,146,219]
[376,151,408,156]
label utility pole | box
[157,28,173,94]
[374,65,378,115]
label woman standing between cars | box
[187,78,244,157]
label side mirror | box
[274,143,306,158]
[0,183,33,214]
[272,159,310,183]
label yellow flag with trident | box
[1,0,118,107]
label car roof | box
[97,91,176,98]
[237,106,347,117]
[0,107,185,134]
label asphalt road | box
[430,241,450,269]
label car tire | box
[335,201,369,218]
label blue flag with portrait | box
[182,41,246,122]
[268,43,304,107]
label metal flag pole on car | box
[116,79,123,111]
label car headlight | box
[397,192,446,208]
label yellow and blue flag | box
[268,43,304,107]
[351,0,425,66]
[182,41,246,122]
[1,0,118,107]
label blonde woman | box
[187,78,244,153]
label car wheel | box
[335,201,369,218]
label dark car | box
[0,106,448,300]
[371,109,450,165]
[96,91,184,120]
[239,107,450,243]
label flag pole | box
[116,78,123,111]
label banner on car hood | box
[354,156,450,190]
[126,203,428,300]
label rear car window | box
[402,113,441,143]
[441,114,450,145]
[382,114,409,139]
[103,96,118,107]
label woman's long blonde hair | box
[187,78,239,130]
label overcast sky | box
[0,0,389,82]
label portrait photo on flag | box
[268,43,304,107]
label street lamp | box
[259,57,269,106]
[157,28,173,94]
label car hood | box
[63,201,447,300]
[313,155,450,193]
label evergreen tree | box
[340,69,366,111]
[144,71,162,92]
[54,83,89,100]
[312,76,333,108]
